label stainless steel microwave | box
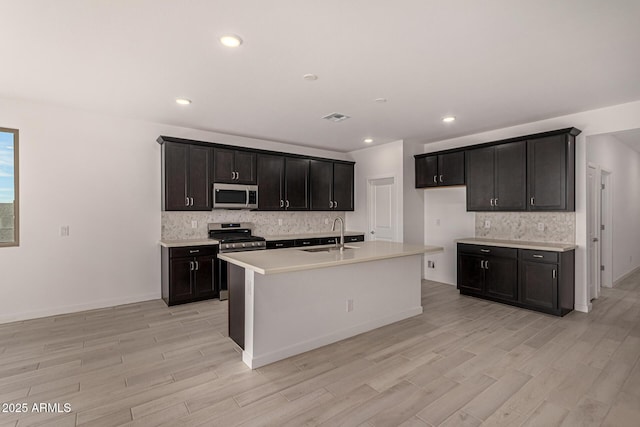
[213,183,258,209]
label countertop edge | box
[456,238,577,252]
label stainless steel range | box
[208,223,265,300]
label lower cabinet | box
[161,245,218,306]
[457,243,574,316]
[266,234,365,250]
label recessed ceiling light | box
[364,138,373,143]
[442,116,456,123]
[220,35,243,48]
[303,74,318,81]
[175,98,192,105]
[374,98,387,103]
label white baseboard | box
[243,306,424,369]
[613,265,640,287]
[574,303,591,313]
[0,292,161,324]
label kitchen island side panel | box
[241,254,423,368]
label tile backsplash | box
[162,211,347,240]
[475,212,575,244]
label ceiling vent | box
[322,112,351,122]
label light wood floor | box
[1,273,640,427]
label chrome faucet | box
[332,216,345,252]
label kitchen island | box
[218,241,443,368]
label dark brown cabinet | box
[214,148,256,185]
[527,134,575,211]
[415,151,465,188]
[457,244,518,302]
[162,142,212,211]
[310,160,354,211]
[257,154,310,210]
[466,141,526,211]
[457,243,575,316]
[161,245,218,306]
[265,234,365,249]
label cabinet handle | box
[480,249,490,253]
[533,254,544,258]
[433,175,437,183]
[280,200,284,208]
[494,198,498,206]
[552,269,557,279]
[195,261,199,270]
[530,197,535,206]
[334,200,338,209]
[330,201,334,208]
[439,175,443,183]
[275,243,284,247]
[286,200,290,208]
[231,171,235,180]
[189,261,194,271]
[185,197,189,206]
[190,197,194,206]
[490,198,494,207]
[236,171,240,180]
[189,250,200,254]
[485,260,489,270]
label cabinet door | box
[309,160,333,210]
[484,256,518,301]
[519,261,557,309]
[332,163,354,211]
[164,143,189,210]
[235,151,257,184]
[285,157,310,210]
[213,148,236,183]
[527,135,567,210]
[466,146,495,211]
[188,145,212,210]
[169,258,194,303]
[416,155,438,188]
[193,255,216,299]
[438,152,465,186]
[257,154,284,210]
[457,253,485,293]
[494,141,526,211]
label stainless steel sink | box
[302,245,357,253]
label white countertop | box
[457,237,577,252]
[159,238,220,248]
[262,230,365,241]
[218,241,443,275]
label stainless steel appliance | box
[213,183,258,209]
[208,223,266,300]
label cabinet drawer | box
[345,235,365,243]
[457,244,516,259]
[266,240,295,249]
[295,238,322,247]
[519,249,558,263]
[170,246,218,258]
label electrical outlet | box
[278,218,283,226]
[484,220,491,229]
[427,260,435,269]
[346,299,354,312]
[60,225,70,237]
[191,220,198,229]
[537,222,545,231]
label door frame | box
[600,169,613,288]
[586,162,601,301]
[366,175,400,242]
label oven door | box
[213,183,258,209]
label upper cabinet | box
[415,151,465,188]
[213,148,257,184]
[466,141,526,211]
[527,134,575,211]
[257,154,310,210]
[417,128,579,212]
[162,142,212,211]
[309,160,354,211]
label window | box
[0,127,18,247]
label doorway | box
[587,163,601,301]
[600,170,613,288]
[367,176,398,242]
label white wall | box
[402,141,425,246]
[423,187,475,284]
[413,99,640,313]
[0,97,348,323]
[587,133,640,282]
[346,140,404,242]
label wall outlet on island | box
[191,220,198,229]
[346,299,354,312]
[537,222,545,231]
[484,220,491,229]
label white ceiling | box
[1,1,640,152]
[611,128,640,153]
